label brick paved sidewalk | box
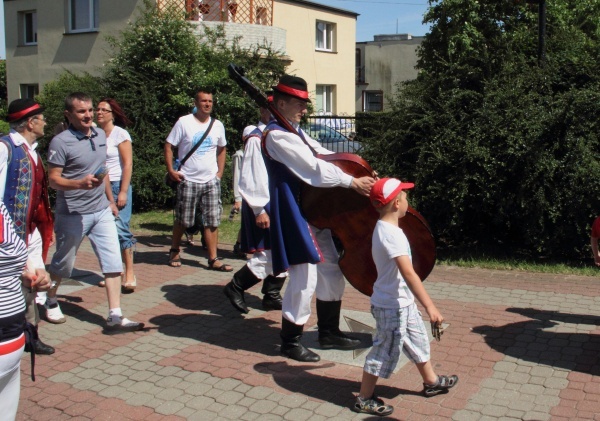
[16,235,600,420]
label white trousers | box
[282,227,345,325]
[0,335,24,421]
[247,250,287,280]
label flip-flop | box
[208,257,233,272]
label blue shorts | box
[364,302,431,379]
[49,207,123,277]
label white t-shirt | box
[370,220,415,309]
[105,126,131,181]
[166,114,227,184]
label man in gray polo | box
[45,92,144,332]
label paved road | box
[17,235,600,420]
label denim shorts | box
[363,302,430,379]
[49,207,123,277]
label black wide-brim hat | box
[272,75,311,102]
[6,98,44,123]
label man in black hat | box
[223,93,286,313]
[261,75,375,362]
[0,98,55,355]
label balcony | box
[157,0,273,25]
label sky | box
[0,0,432,59]
[314,0,432,41]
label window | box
[363,91,383,112]
[315,21,334,51]
[68,0,99,32]
[315,85,334,114]
[23,11,37,45]
[20,84,39,99]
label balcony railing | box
[157,0,273,25]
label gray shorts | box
[49,207,123,277]
[364,302,431,379]
[175,177,222,228]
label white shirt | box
[260,122,354,211]
[370,220,415,309]
[166,114,227,184]
[105,126,131,181]
[0,131,44,269]
[238,122,269,216]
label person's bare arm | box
[48,165,102,191]
[396,255,443,324]
[216,146,226,179]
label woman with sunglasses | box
[95,98,137,293]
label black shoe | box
[262,294,282,311]
[223,280,249,313]
[319,332,361,350]
[34,339,55,355]
[280,317,321,362]
[281,343,321,362]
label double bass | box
[228,64,436,296]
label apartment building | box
[3,0,358,115]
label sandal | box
[423,374,459,397]
[121,275,137,294]
[208,257,233,272]
[352,395,393,416]
[184,232,195,246]
[168,248,182,267]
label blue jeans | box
[111,182,136,250]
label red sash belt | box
[0,333,25,355]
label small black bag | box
[164,172,179,190]
[165,117,215,191]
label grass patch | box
[132,210,599,276]
[437,255,598,277]
[131,209,241,245]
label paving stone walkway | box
[16,234,600,420]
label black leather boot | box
[317,299,360,350]
[223,265,262,313]
[261,275,284,310]
[25,325,55,355]
[280,318,320,362]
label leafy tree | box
[361,0,600,261]
[0,60,8,134]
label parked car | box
[302,123,361,153]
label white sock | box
[109,308,123,319]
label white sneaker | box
[105,316,145,332]
[44,301,66,324]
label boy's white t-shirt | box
[166,114,227,184]
[105,126,131,181]
[370,220,415,309]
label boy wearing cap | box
[262,74,375,362]
[0,99,55,355]
[223,95,286,313]
[353,178,457,416]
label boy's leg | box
[416,361,438,386]
[358,371,379,399]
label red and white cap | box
[370,177,414,208]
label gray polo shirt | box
[48,126,110,215]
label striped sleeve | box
[0,203,28,318]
